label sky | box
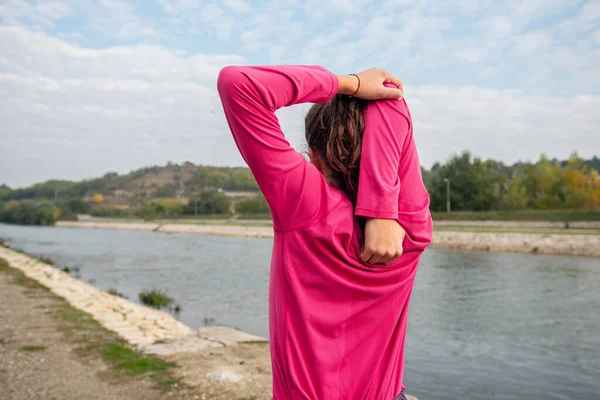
[0,0,599,188]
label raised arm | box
[218,66,339,229]
[217,66,403,230]
[355,94,412,264]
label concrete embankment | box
[56,220,600,257]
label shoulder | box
[364,98,411,125]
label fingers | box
[383,70,403,91]
[381,69,403,99]
[383,87,404,100]
[360,247,374,263]
[361,246,402,265]
[361,246,383,264]
[384,250,402,266]
[367,254,384,264]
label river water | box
[1,223,598,400]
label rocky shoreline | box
[56,220,600,257]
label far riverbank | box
[55,220,600,257]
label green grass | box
[102,343,173,375]
[138,289,174,309]
[36,255,55,265]
[431,209,600,221]
[0,260,49,291]
[173,214,232,220]
[434,226,600,235]
[161,209,600,222]
[0,257,183,390]
[18,345,47,351]
[236,213,272,220]
[107,288,128,299]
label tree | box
[93,193,104,204]
[562,153,588,208]
[0,200,60,226]
[502,178,528,209]
[428,152,504,211]
[63,198,90,214]
[139,200,183,218]
[230,168,259,190]
[184,189,230,215]
[588,170,600,208]
[235,194,269,214]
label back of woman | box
[218,65,432,399]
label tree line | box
[425,153,599,211]
[1,153,598,225]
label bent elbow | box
[217,66,246,97]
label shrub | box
[90,207,137,218]
[138,289,174,309]
[0,200,60,226]
[235,194,269,214]
[139,200,183,219]
[184,189,230,215]
[62,198,90,215]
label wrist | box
[336,75,358,95]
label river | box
[0,223,598,400]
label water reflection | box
[1,223,598,400]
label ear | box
[308,148,323,170]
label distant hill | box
[0,162,259,205]
[1,155,598,206]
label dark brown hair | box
[305,95,367,205]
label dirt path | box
[0,268,173,400]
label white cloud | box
[1,1,599,187]
[560,1,600,34]
[36,2,73,19]
[0,0,72,28]
[514,31,552,56]
[200,3,234,40]
[157,0,199,14]
[475,16,513,38]
[221,0,251,14]
[83,0,155,38]
[407,86,600,167]
[0,26,245,186]
[1,26,599,188]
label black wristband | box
[349,73,360,97]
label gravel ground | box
[0,269,184,400]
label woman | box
[218,65,432,400]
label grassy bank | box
[0,257,183,391]
[431,209,600,221]
[433,226,600,235]
[158,209,600,222]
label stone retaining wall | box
[56,220,600,257]
[0,247,265,353]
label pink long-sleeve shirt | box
[217,65,432,400]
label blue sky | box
[1,0,599,187]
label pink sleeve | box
[355,96,411,219]
[217,65,339,230]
